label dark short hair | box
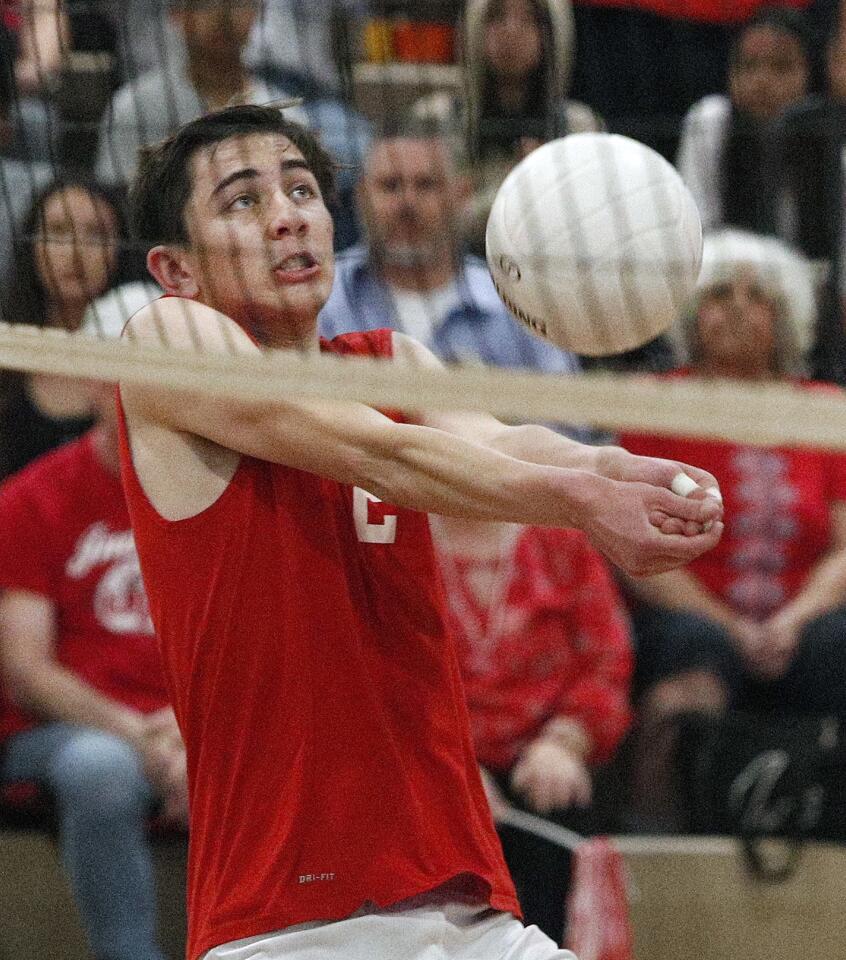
[130,103,337,248]
[730,5,813,67]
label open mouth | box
[272,252,321,285]
[276,253,316,270]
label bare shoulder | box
[124,296,259,356]
[120,297,259,427]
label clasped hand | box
[137,707,188,827]
[587,448,724,577]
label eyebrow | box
[209,159,315,202]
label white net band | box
[2,322,845,450]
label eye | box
[227,194,256,211]
[291,183,316,201]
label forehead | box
[189,133,310,195]
[41,187,113,222]
[367,138,452,178]
[738,25,802,58]
[488,0,538,22]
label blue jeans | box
[1,723,167,960]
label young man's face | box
[180,132,335,338]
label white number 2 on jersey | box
[353,487,397,544]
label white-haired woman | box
[618,229,846,830]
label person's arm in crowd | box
[510,535,633,813]
[122,302,723,578]
[759,501,846,678]
[675,97,727,233]
[0,589,185,818]
[14,0,71,94]
[623,564,768,671]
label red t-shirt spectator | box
[0,431,168,744]
[620,373,846,621]
[436,524,633,770]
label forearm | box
[626,568,739,631]
[358,421,604,528]
[16,0,69,86]
[778,549,846,626]
[10,665,145,746]
[485,422,602,473]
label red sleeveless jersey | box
[117,329,518,959]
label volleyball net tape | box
[2,318,845,450]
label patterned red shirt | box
[437,525,634,769]
[620,374,846,621]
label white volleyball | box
[486,133,703,356]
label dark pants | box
[632,604,846,718]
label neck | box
[46,300,87,333]
[494,78,530,113]
[379,259,456,294]
[432,516,521,558]
[699,360,774,381]
[248,317,321,353]
[91,422,121,476]
[187,53,249,107]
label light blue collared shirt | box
[319,246,581,376]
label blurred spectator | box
[5,0,69,95]
[110,0,182,81]
[319,128,581,379]
[618,229,846,830]
[776,20,846,381]
[414,0,602,253]
[0,349,185,960]
[676,5,812,236]
[0,178,130,480]
[431,515,633,942]
[110,0,357,93]
[0,25,52,300]
[95,0,370,248]
[94,0,289,188]
[570,0,825,159]
[246,0,365,98]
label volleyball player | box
[117,104,722,960]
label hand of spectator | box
[728,617,775,677]
[143,706,182,748]
[159,748,189,828]
[755,609,803,680]
[479,766,512,822]
[136,708,186,804]
[510,737,592,814]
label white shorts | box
[202,901,578,960]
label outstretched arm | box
[120,302,722,576]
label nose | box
[265,189,307,239]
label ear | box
[146,245,200,298]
